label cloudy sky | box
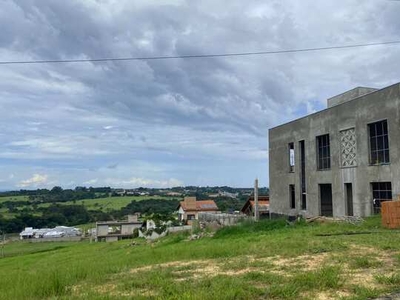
[0,0,400,190]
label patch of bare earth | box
[344,245,399,289]
[265,252,331,273]
[71,282,157,298]
[127,253,332,280]
[303,291,351,300]
[72,244,399,298]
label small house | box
[177,197,219,224]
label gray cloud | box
[0,0,400,188]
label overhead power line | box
[1,40,400,65]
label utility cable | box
[0,40,400,65]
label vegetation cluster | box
[0,186,260,233]
[1,216,399,300]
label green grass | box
[0,215,399,299]
[36,195,179,211]
[375,273,400,285]
[0,195,29,203]
[1,241,73,258]
[349,256,382,269]
[0,195,181,215]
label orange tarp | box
[381,201,400,229]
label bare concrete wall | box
[269,83,400,217]
[96,225,109,236]
[121,224,141,235]
[327,87,378,108]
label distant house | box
[219,191,239,199]
[177,197,219,224]
[208,191,238,199]
[114,189,126,196]
[208,193,220,198]
[125,189,136,195]
[241,196,270,217]
[166,192,182,197]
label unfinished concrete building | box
[269,82,400,218]
[96,214,142,242]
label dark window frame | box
[299,140,307,210]
[289,184,295,209]
[316,134,331,170]
[368,120,390,165]
[371,182,392,214]
[288,143,295,173]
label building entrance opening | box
[345,183,353,216]
[320,184,333,216]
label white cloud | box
[18,174,48,188]
[83,179,98,185]
[105,177,184,188]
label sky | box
[1,0,400,190]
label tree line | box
[0,198,182,233]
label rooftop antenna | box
[254,178,259,222]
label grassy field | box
[37,195,180,211]
[0,195,28,203]
[0,196,29,219]
[0,195,180,213]
[0,216,399,299]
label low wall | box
[198,213,248,226]
[138,225,192,240]
[168,225,192,233]
[28,236,82,243]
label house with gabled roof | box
[241,195,270,217]
[177,196,219,224]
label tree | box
[50,186,63,194]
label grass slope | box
[0,216,400,299]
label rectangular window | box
[317,134,331,170]
[289,185,295,209]
[371,182,392,214]
[368,120,389,164]
[288,143,295,172]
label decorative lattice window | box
[340,128,357,167]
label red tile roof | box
[179,200,219,211]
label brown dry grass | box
[72,243,400,300]
[127,243,397,284]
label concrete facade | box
[327,87,377,108]
[96,214,142,242]
[269,82,400,218]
